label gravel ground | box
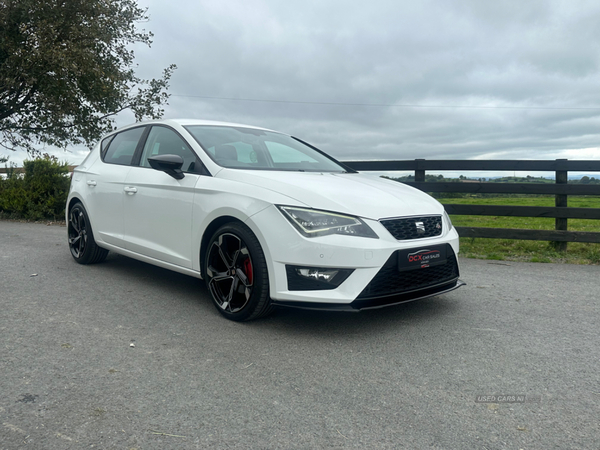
[1,221,599,449]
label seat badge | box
[415,221,426,234]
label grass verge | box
[439,196,600,265]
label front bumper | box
[246,204,463,305]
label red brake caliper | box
[243,258,253,285]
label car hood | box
[215,169,443,220]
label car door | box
[122,125,203,268]
[84,126,146,248]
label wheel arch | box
[199,215,246,279]
[67,196,83,215]
[66,197,109,264]
[66,196,100,241]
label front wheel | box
[204,223,273,321]
[68,202,109,264]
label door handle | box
[124,187,138,195]
[86,180,97,187]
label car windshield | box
[184,125,347,172]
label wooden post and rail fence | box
[342,159,600,250]
[3,159,600,249]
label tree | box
[0,0,176,154]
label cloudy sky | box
[9,0,600,168]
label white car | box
[67,119,464,321]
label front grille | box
[357,246,458,299]
[380,216,442,240]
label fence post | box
[553,159,568,252]
[415,159,425,182]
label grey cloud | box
[37,0,600,166]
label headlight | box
[443,211,454,230]
[277,206,378,239]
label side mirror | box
[148,154,185,180]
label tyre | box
[67,202,109,264]
[204,222,273,321]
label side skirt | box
[97,242,203,279]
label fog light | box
[286,265,354,291]
[296,268,339,282]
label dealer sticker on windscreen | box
[398,245,447,271]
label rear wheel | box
[68,202,108,264]
[204,223,273,321]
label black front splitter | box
[272,279,466,312]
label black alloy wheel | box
[68,202,108,264]
[205,223,272,321]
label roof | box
[115,118,276,133]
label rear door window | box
[103,127,145,165]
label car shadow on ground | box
[90,252,460,335]
[260,296,458,336]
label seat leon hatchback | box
[67,119,464,321]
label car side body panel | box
[70,146,130,248]
[122,166,199,268]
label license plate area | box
[397,244,448,272]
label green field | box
[438,196,600,264]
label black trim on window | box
[100,135,116,160]
[291,136,358,174]
[131,126,151,167]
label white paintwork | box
[68,119,460,305]
[76,147,131,248]
[216,169,442,219]
[123,166,199,268]
[245,205,459,302]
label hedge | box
[0,154,70,220]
